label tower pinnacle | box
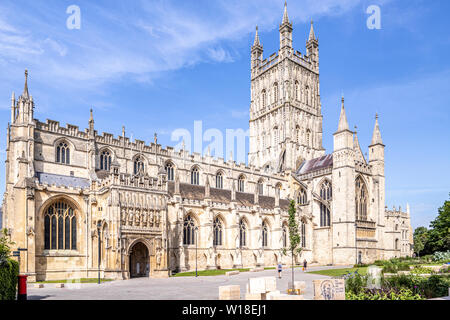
[309,19,316,41]
[253,26,261,47]
[282,1,290,25]
[371,113,383,145]
[337,96,349,132]
[23,69,29,99]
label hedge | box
[0,258,19,300]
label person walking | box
[303,259,307,272]
[277,262,282,278]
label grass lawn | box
[172,267,278,277]
[307,267,368,277]
[33,278,113,284]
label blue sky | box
[0,0,449,230]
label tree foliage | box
[413,195,450,255]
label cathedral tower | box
[248,3,325,173]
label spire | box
[23,69,29,99]
[370,113,383,145]
[353,125,365,162]
[282,1,290,25]
[253,25,261,47]
[308,19,316,41]
[337,96,349,131]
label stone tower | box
[248,2,325,173]
[4,69,38,280]
[331,98,357,264]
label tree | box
[0,229,14,266]
[282,200,302,293]
[426,196,450,252]
[413,226,428,257]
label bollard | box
[17,275,28,300]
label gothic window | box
[56,141,70,164]
[295,81,300,101]
[134,156,144,175]
[305,85,310,105]
[257,179,264,195]
[216,172,223,189]
[306,129,311,146]
[273,83,279,103]
[213,217,223,246]
[44,200,77,250]
[100,150,111,171]
[395,239,399,250]
[262,221,269,247]
[296,126,300,144]
[239,219,247,247]
[238,175,245,192]
[183,215,196,245]
[274,127,279,146]
[165,162,174,181]
[301,221,306,247]
[297,188,307,205]
[319,180,332,227]
[355,176,368,221]
[191,167,200,185]
[262,90,267,108]
[282,225,287,248]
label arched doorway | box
[129,242,149,278]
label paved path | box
[27,265,351,300]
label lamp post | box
[97,220,102,285]
[195,226,198,277]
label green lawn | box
[33,278,113,284]
[307,267,368,277]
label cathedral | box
[2,4,413,282]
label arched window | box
[257,179,264,195]
[297,188,307,205]
[213,217,223,246]
[183,215,196,245]
[273,126,279,146]
[191,167,200,185]
[296,125,300,144]
[100,150,111,171]
[262,221,269,247]
[395,239,399,250]
[134,156,144,175]
[295,81,300,101]
[165,162,174,181]
[262,90,267,108]
[273,83,278,103]
[301,221,306,247]
[282,225,287,248]
[44,200,77,250]
[355,176,368,221]
[239,219,247,247]
[216,172,223,189]
[238,175,245,192]
[319,180,332,227]
[306,129,311,146]
[56,141,70,164]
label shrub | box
[432,251,450,262]
[383,274,450,299]
[410,266,434,274]
[346,287,424,300]
[345,272,367,294]
[0,258,19,300]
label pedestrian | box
[303,259,307,271]
[277,262,282,278]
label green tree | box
[0,229,14,266]
[282,200,302,291]
[426,196,450,252]
[413,226,428,257]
